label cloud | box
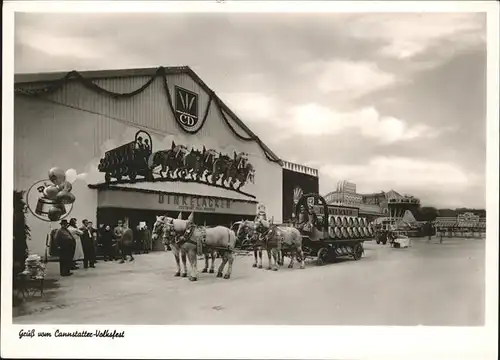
[345,13,486,61]
[288,104,437,143]
[298,60,397,98]
[220,92,279,123]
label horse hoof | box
[181,273,187,278]
[300,266,305,270]
[252,264,257,268]
[223,274,230,279]
[174,272,181,277]
[258,265,263,269]
[209,269,215,274]
[267,267,272,270]
[202,268,208,273]
[189,277,197,282]
[216,272,223,278]
[272,268,278,271]
[288,265,293,269]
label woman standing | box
[68,218,85,269]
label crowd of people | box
[50,218,153,277]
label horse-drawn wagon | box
[294,193,373,266]
[98,130,154,183]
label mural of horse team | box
[151,210,306,282]
[98,130,256,194]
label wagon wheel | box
[316,247,329,266]
[352,243,363,260]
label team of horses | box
[151,213,306,281]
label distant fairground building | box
[323,181,420,222]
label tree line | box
[413,206,487,222]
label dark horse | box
[148,141,189,179]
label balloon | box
[48,206,63,221]
[65,168,78,184]
[54,202,67,216]
[58,181,73,193]
[48,167,66,185]
[56,191,76,205]
[43,185,60,200]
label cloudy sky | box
[14,11,487,209]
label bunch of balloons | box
[42,167,78,221]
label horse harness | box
[181,224,207,255]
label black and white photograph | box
[2,1,498,359]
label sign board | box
[98,190,257,216]
[457,212,480,223]
[174,86,199,131]
[313,205,359,217]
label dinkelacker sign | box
[98,189,257,216]
[160,194,232,213]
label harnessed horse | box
[236,220,266,269]
[152,214,236,281]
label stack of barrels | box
[327,215,374,240]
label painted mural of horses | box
[148,141,189,179]
[254,219,305,271]
[227,161,255,190]
[200,146,218,182]
[182,148,205,181]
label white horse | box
[155,212,236,281]
[255,219,305,271]
[152,213,217,278]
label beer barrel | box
[353,217,359,227]
[363,227,369,237]
[328,226,336,238]
[368,227,374,236]
[328,215,336,227]
[361,218,368,226]
[347,217,354,227]
[341,227,348,238]
[347,227,354,238]
[35,197,58,216]
[353,227,359,238]
[358,227,365,238]
[339,216,347,226]
[335,216,342,226]
[334,227,341,238]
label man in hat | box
[80,219,96,269]
[54,219,76,276]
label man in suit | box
[54,219,76,276]
[80,219,96,269]
[87,221,98,263]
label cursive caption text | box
[19,329,125,339]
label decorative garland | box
[15,66,281,164]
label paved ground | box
[13,236,485,325]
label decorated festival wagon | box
[293,193,374,265]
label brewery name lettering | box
[162,194,231,212]
[314,205,358,217]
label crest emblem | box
[174,86,199,132]
[307,196,315,207]
[293,186,303,205]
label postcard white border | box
[2,1,499,359]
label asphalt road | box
[14,236,485,326]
